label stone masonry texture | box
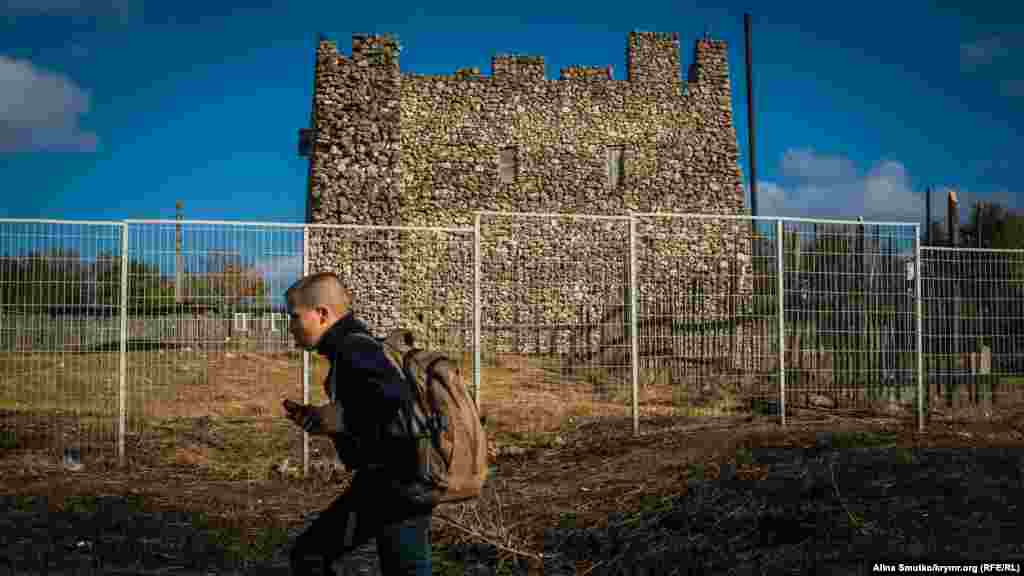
[304,31,751,360]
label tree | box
[184,252,269,313]
[0,249,269,315]
[961,201,1024,250]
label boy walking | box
[281,272,433,576]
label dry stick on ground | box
[433,511,545,562]
[828,457,875,536]
[433,484,547,563]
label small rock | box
[503,445,527,457]
[272,458,302,480]
[807,393,836,409]
[63,448,83,472]
[719,462,735,482]
[814,432,833,450]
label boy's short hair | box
[285,272,353,316]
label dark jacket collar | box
[314,311,368,358]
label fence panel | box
[13,213,1024,476]
[0,219,124,468]
[920,246,1024,420]
[121,220,305,475]
[634,214,773,425]
[780,219,918,423]
[476,212,635,439]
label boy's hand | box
[282,399,320,433]
[282,399,341,436]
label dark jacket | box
[314,312,429,504]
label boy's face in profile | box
[287,303,332,350]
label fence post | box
[118,223,129,468]
[302,226,310,478]
[915,225,925,432]
[777,219,786,427]
[473,213,482,410]
[629,213,639,436]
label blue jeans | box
[289,475,432,576]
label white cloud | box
[751,180,786,217]
[781,148,857,183]
[0,56,98,153]
[753,149,922,222]
[253,254,304,290]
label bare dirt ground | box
[2,351,1024,574]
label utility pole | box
[924,186,931,246]
[175,201,184,304]
[744,13,758,224]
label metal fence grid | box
[475,211,636,437]
[921,246,1024,418]
[781,220,919,421]
[4,213,1024,477]
[0,219,125,469]
[122,220,305,478]
[634,214,772,424]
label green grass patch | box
[556,511,580,530]
[61,495,103,515]
[686,463,707,480]
[431,546,466,576]
[893,447,917,466]
[735,447,755,467]
[829,430,899,449]
[0,428,17,449]
[491,429,559,451]
[186,511,291,566]
[8,494,42,512]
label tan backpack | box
[350,329,488,505]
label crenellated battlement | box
[350,32,401,66]
[560,65,613,81]
[317,31,728,88]
[688,38,730,87]
[627,30,681,85]
[491,54,546,83]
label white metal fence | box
[3,214,1024,476]
[920,246,1024,416]
[0,219,476,477]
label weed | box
[687,463,707,480]
[494,557,516,576]
[557,512,579,530]
[245,522,291,562]
[189,511,250,564]
[829,430,897,449]
[828,458,878,537]
[10,494,39,511]
[61,495,100,515]
[894,447,916,466]
[0,428,17,449]
[735,447,755,467]
[431,546,465,575]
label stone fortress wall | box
[303,30,752,360]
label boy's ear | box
[316,305,331,323]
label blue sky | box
[1,0,1021,229]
